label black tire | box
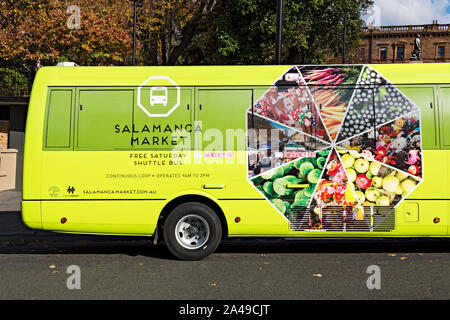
[163,202,222,260]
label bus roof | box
[33,63,450,87]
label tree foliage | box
[136,0,218,65]
[0,0,135,66]
[193,0,373,65]
[0,0,372,69]
[0,68,29,95]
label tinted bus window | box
[46,89,73,148]
[76,89,134,150]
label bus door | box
[194,88,253,195]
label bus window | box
[76,89,134,150]
[45,89,73,149]
[439,87,450,148]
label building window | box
[437,46,445,59]
[379,47,387,60]
[396,46,405,60]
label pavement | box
[0,238,449,299]
[0,190,29,238]
[0,189,21,212]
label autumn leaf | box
[313,273,323,278]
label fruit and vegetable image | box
[299,65,362,141]
[307,150,368,230]
[337,147,421,208]
[337,66,419,142]
[247,113,329,178]
[247,64,424,232]
[312,150,354,207]
[339,112,423,178]
[250,149,331,221]
[251,67,330,142]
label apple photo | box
[338,147,420,208]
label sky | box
[365,0,450,26]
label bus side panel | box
[396,200,448,236]
[220,200,289,236]
[41,200,162,235]
[391,85,448,235]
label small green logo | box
[49,186,59,197]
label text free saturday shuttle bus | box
[22,64,450,260]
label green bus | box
[22,64,450,260]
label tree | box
[0,0,135,67]
[136,0,219,65]
[0,0,372,68]
[186,0,373,65]
[0,68,29,95]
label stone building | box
[357,21,449,64]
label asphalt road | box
[0,238,448,300]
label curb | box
[0,204,21,212]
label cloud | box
[372,0,450,25]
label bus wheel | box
[163,202,222,260]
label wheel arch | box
[157,194,229,240]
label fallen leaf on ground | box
[313,273,323,278]
[49,264,56,269]
[209,283,216,287]
[388,254,396,257]
[400,257,407,260]
[138,262,144,266]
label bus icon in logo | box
[150,87,168,106]
[137,76,180,118]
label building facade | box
[0,97,28,190]
[358,21,449,64]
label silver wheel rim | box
[175,214,210,250]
